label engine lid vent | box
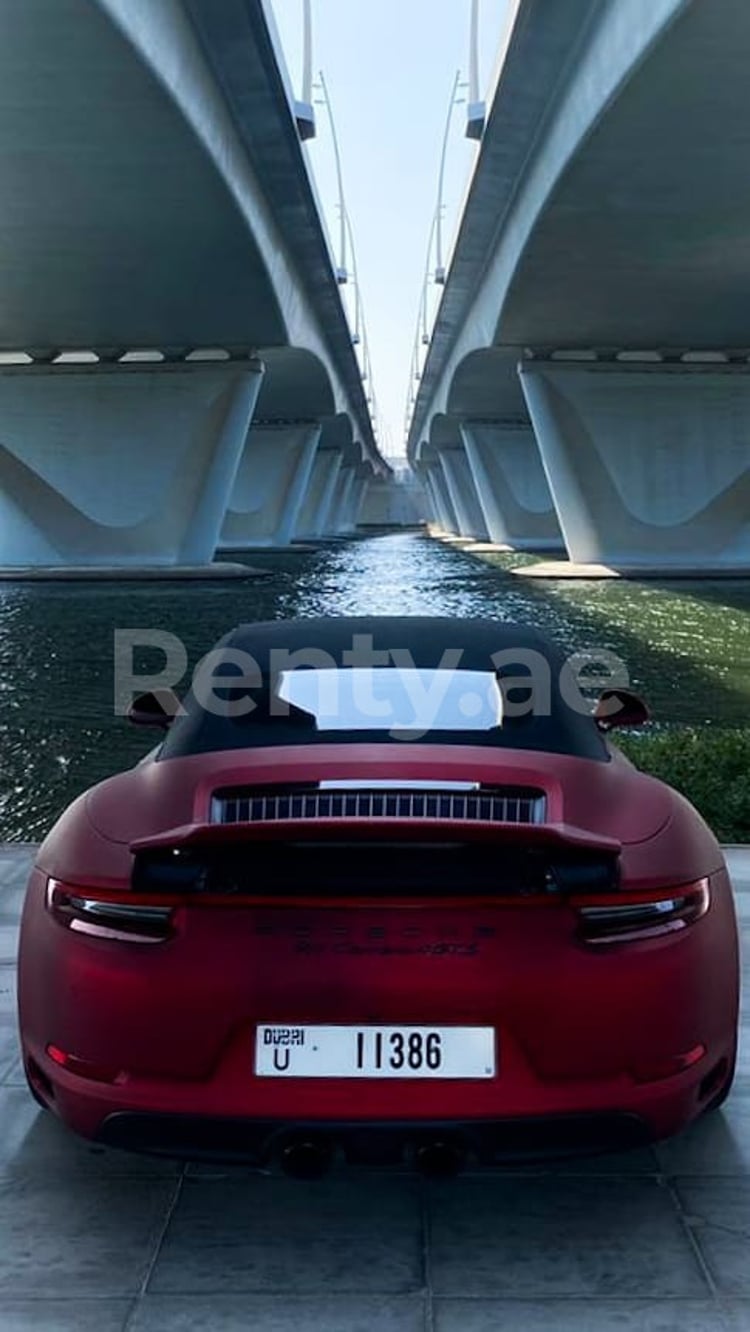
[210,785,547,827]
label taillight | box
[46,879,174,943]
[577,880,710,945]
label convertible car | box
[17,618,740,1175]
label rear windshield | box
[159,661,608,762]
[276,667,503,732]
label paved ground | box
[1,844,748,1332]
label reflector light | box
[45,1045,122,1084]
[633,1044,707,1085]
[578,880,710,945]
[46,879,173,943]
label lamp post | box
[421,210,437,342]
[316,71,348,283]
[403,206,438,440]
[294,0,316,140]
[344,209,362,345]
[466,0,486,140]
[342,208,379,430]
[405,13,486,443]
[434,70,465,284]
[311,77,378,431]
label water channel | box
[1,532,748,841]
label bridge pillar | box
[0,361,263,568]
[337,472,368,532]
[425,462,459,533]
[520,362,750,571]
[413,466,435,524]
[350,476,369,529]
[295,450,343,540]
[220,422,321,549]
[419,470,440,525]
[438,448,490,540]
[328,467,357,534]
[459,422,564,550]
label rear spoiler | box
[131,820,621,855]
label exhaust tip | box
[279,1137,334,1180]
[415,1140,466,1178]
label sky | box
[269,1,513,457]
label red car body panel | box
[18,738,739,1159]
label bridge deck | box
[1,845,748,1331]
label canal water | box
[1,531,749,842]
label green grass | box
[616,727,750,843]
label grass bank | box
[616,728,750,843]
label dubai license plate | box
[255,1025,496,1079]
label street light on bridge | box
[434,70,467,284]
[315,71,348,284]
[466,0,486,140]
[309,71,380,433]
[294,0,316,140]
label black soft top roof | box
[221,616,556,669]
[160,617,608,763]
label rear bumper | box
[96,1110,651,1165]
[23,1027,736,1160]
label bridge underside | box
[220,433,370,550]
[0,353,382,569]
[501,0,750,355]
[520,362,750,572]
[417,349,565,552]
[0,0,383,569]
[0,0,289,355]
[217,348,371,552]
[411,0,750,573]
[0,363,265,568]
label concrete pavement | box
[1,844,748,1331]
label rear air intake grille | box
[210,787,546,827]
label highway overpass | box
[408,0,750,573]
[0,0,387,569]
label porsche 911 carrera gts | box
[17,618,740,1175]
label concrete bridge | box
[0,0,387,569]
[408,0,750,573]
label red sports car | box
[17,618,740,1175]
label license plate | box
[255,1025,496,1079]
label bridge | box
[408,0,750,573]
[0,0,389,570]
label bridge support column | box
[327,466,357,535]
[438,448,489,540]
[425,462,459,533]
[0,361,263,568]
[338,472,368,532]
[420,470,440,525]
[350,476,368,529]
[460,422,564,550]
[220,422,321,549]
[420,468,436,524]
[520,362,750,571]
[295,450,343,540]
